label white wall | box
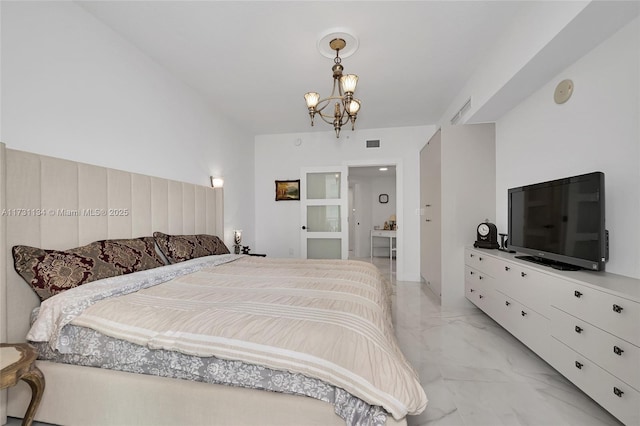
[0,1,255,247]
[496,17,639,278]
[255,125,435,281]
[370,176,397,231]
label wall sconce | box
[233,230,242,254]
[210,176,224,188]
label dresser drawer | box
[493,263,556,319]
[465,266,497,316]
[494,292,552,362]
[553,283,640,347]
[464,265,494,290]
[465,249,501,278]
[552,307,640,391]
[552,338,640,426]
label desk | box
[1,343,45,426]
[370,230,397,263]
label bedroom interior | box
[1,1,639,426]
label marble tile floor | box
[372,257,623,426]
[7,256,623,426]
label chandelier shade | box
[340,74,358,94]
[303,38,361,138]
[347,99,361,115]
[304,92,320,109]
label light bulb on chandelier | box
[304,38,361,138]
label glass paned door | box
[301,167,348,259]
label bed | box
[0,143,426,425]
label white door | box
[300,166,349,259]
[420,129,442,298]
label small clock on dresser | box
[474,222,499,249]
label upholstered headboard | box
[0,143,224,343]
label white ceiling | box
[78,1,526,136]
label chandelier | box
[304,38,361,138]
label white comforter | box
[28,255,427,419]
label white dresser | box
[465,247,640,425]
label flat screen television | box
[508,171,607,271]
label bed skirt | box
[7,361,408,426]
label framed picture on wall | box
[275,179,300,201]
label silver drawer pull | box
[505,266,510,271]
[521,272,527,277]
[575,361,583,370]
[521,310,527,317]
[470,254,474,258]
[612,304,623,313]
[613,387,624,398]
[479,295,484,299]
[574,326,583,334]
[574,290,583,298]
[613,346,624,356]
[479,257,483,261]
[470,271,474,275]
[470,288,475,293]
[479,276,483,280]
[505,301,510,306]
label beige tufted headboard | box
[0,143,223,343]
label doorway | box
[347,165,397,268]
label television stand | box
[514,255,581,271]
[465,247,640,425]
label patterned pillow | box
[12,237,165,301]
[153,232,230,264]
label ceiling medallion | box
[304,37,361,138]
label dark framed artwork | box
[275,179,300,201]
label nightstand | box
[241,246,266,257]
[1,343,45,426]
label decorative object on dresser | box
[473,221,499,249]
[1,343,45,426]
[464,247,640,426]
[498,233,515,253]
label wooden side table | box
[1,343,45,426]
